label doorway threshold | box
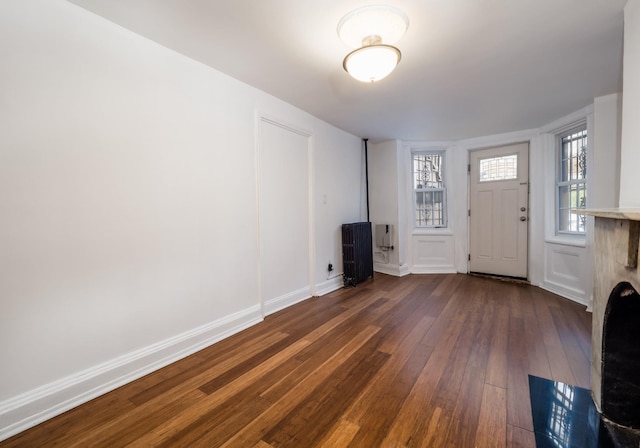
[469,272,529,284]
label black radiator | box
[342,222,373,287]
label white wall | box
[0,0,362,439]
[369,140,409,276]
[593,94,622,209]
[314,129,365,295]
[620,0,640,207]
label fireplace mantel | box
[584,208,640,268]
[581,208,640,221]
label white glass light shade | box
[343,44,401,83]
[337,5,409,48]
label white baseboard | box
[410,265,457,274]
[539,280,589,307]
[263,286,312,316]
[0,305,262,442]
[314,275,344,297]
[374,263,410,277]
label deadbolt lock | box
[520,207,526,212]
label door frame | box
[255,112,315,317]
[467,141,530,279]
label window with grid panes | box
[413,152,447,228]
[557,126,587,234]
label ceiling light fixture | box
[337,5,409,83]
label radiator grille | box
[342,222,373,287]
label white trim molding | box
[539,283,590,308]
[374,263,410,277]
[263,287,313,316]
[540,104,593,134]
[314,275,344,297]
[540,243,588,306]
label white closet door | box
[258,119,311,314]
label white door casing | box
[257,117,313,316]
[469,142,529,278]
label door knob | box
[520,216,527,221]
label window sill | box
[412,228,453,237]
[545,235,586,248]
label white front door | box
[469,142,529,278]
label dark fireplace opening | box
[600,281,640,445]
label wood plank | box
[413,406,443,448]
[74,389,207,448]
[343,319,436,447]
[218,325,381,447]
[506,316,534,431]
[435,365,486,448]
[475,384,507,448]
[519,288,553,382]
[381,280,472,445]
[253,441,275,448]
[485,304,510,388]
[262,346,390,447]
[541,321,578,386]
[258,300,389,403]
[343,314,436,425]
[0,393,136,448]
[438,296,496,447]
[548,305,591,388]
[507,424,536,448]
[316,418,360,448]
[129,330,291,405]
[130,338,313,446]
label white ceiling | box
[68,0,627,142]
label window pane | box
[415,190,445,227]
[557,127,587,235]
[560,130,587,182]
[479,154,518,182]
[413,152,447,228]
[414,154,443,189]
[558,183,586,233]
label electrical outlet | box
[328,262,333,272]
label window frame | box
[556,124,588,236]
[478,153,519,183]
[412,150,448,229]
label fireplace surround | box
[583,209,640,447]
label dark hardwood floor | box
[1,273,592,447]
